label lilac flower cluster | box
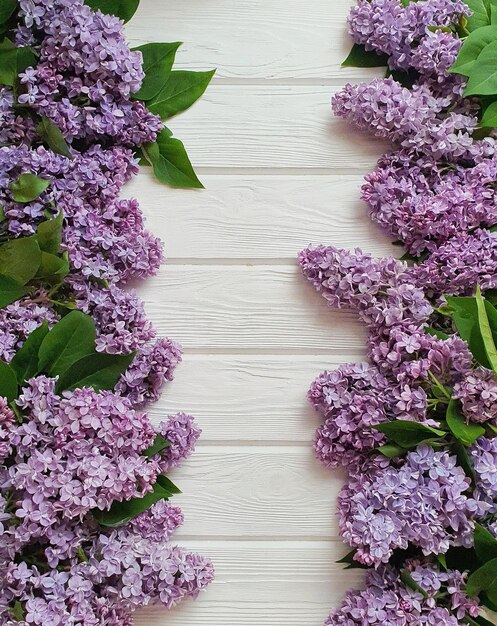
[301,0,497,623]
[0,0,213,623]
[326,560,479,625]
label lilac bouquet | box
[301,0,497,623]
[0,0,215,623]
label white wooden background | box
[125,2,392,624]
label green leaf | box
[92,474,179,527]
[453,440,478,485]
[0,0,17,24]
[38,311,96,377]
[481,100,497,128]
[467,558,497,597]
[336,549,357,564]
[84,0,139,22]
[465,41,497,96]
[342,43,389,68]
[36,116,73,159]
[0,39,35,87]
[0,360,18,402]
[142,434,170,457]
[0,236,41,284]
[142,130,203,189]
[10,173,50,203]
[475,523,497,564]
[10,321,49,384]
[476,286,497,374]
[132,42,181,101]
[401,569,428,598]
[15,45,36,75]
[37,211,63,255]
[446,398,485,446]
[0,273,28,308]
[55,351,135,394]
[425,326,450,340]
[11,601,24,622]
[375,420,446,449]
[377,443,405,458]
[147,69,215,119]
[450,26,497,77]
[445,296,490,368]
[466,0,493,30]
[34,251,69,284]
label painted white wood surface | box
[127,1,382,624]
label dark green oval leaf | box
[92,474,179,527]
[0,236,41,285]
[36,116,73,160]
[342,43,389,68]
[445,295,490,368]
[55,351,135,393]
[425,326,450,340]
[0,0,17,24]
[38,311,96,377]
[377,443,406,458]
[446,398,485,447]
[0,273,28,308]
[475,523,497,564]
[450,26,497,77]
[466,0,493,31]
[481,99,497,128]
[467,557,497,597]
[132,42,181,101]
[34,251,69,284]
[10,173,50,203]
[142,130,203,189]
[0,360,18,402]
[142,434,171,457]
[10,321,49,384]
[374,420,446,449]
[84,0,139,22]
[465,41,497,96]
[147,69,215,119]
[37,211,63,255]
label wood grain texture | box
[134,541,364,625]
[149,354,364,442]
[126,0,382,82]
[161,85,387,170]
[168,447,344,539]
[136,265,368,352]
[125,173,395,260]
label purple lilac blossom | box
[454,369,497,424]
[326,560,479,625]
[347,0,469,71]
[338,445,481,566]
[332,79,479,160]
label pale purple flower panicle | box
[333,79,478,159]
[454,369,497,424]
[339,445,479,566]
[326,560,479,625]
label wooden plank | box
[170,447,343,539]
[136,265,368,352]
[126,173,395,260]
[149,354,364,442]
[158,85,387,170]
[126,0,382,82]
[134,540,364,626]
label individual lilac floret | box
[362,150,497,255]
[454,368,497,424]
[0,398,15,463]
[410,229,497,296]
[115,338,183,407]
[326,560,479,625]
[348,0,469,70]
[339,445,480,566]
[333,79,478,159]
